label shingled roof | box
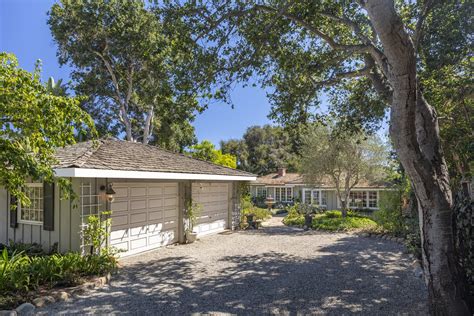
[54,138,255,178]
[255,172,387,188]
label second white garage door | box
[110,182,179,257]
[192,182,229,236]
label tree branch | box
[310,66,372,87]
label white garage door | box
[192,182,229,236]
[110,182,179,256]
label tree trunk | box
[365,1,472,314]
[341,200,348,218]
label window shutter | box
[9,193,18,228]
[43,182,55,231]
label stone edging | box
[0,273,112,316]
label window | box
[19,183,43,224]
[275,187,293,202]
[256,187,267,198]
[303,189,312,204]
[320,191,328,206]
[312,190,320,205]
[302,189,327,206]
[368,191,378,208]
[349,191,366,208]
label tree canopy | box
[48,0,219,151]
[188,140,237,169]
[220,125,300,175]
[300,123,388,216]
[0,53,95,204]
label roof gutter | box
[54,168,256,182]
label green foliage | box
[0,53,95,205]
[220,125,300,175]
[240,195,271,221]
[48,0,218,149]
[373,191,406,235]
[0,245,117,304]
[284,210,378,232]
[300,123,388,212]
[185,201,202,233]
[188,140,237,168]
[82,211,112,255]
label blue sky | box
[1,0,388,147]
[0,0,274,147]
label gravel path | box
[38,214,428,315]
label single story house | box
[250,168,387,210]
[0,138,256,257]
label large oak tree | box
[180,0,472,313]
[48,0,219,150]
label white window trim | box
[256,186,267,198]
[273,186,293,202]
[337,190,380,210]
[18,183,43,226]
[302,189,328,207]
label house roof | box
[255,172,387,188]
[54,138,256,180]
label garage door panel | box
[111,214,129,226]
[130,225,147,236]
[130,200,146,211]
[148,198,163,209]
[149,230,175,245]
[114,187,129,198]
[164,197,177,207]
[163,185,178,195]
[130,187,146,197]
[192,183,229,236]
[130,237,147,250]
[110,229,128,241]
[111,201,128,212]
[148,186,163,196]
[149,210,164,221]
[130,212,147,224]
[110,182,179,257]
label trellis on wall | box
[79,181,103,255]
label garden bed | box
[283,210,379,232]
[0,242,117,310]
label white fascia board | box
[54,168,256,182]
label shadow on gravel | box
[45,236,427,315]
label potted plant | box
[185,201,201,243]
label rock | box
[55,291,70,301]
[0,310,17,316]
[360,233,369,237]
[15,303,35,315]
[32,296,55,308]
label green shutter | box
[9,193,18,228]
[43,183,55,231]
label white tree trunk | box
[365,0,472,314]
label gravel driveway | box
[38,215,428,315]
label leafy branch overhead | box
[0,53,95,205]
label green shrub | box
[0,245,117,306]
[283,209,378,232]
[241,195,271,221]
[311,213,378,231]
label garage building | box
[0,138,256,257]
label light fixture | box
[100,183,116,202]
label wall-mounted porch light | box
[100,183,116,203]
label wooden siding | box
[0,178,83,253]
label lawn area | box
[283,210,379,232]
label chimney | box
[277,167,287,177]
